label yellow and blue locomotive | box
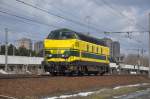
[42,28,110,75]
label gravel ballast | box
[0,75,149,98]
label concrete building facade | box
[102,38,113,56]
[34,41,43,53]
[102,38,120,62]
[111,41,120,61]
[16,38,32,50]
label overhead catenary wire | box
[104,31,148,43]
[0,10,61,28]
[0,12,47,29]
[0,0,148,59]
[104,31,144,46]
[0,8,147,38]
[3,0,148,34]
[15,0,106,32]
[104,31,149,34]
[1,0,105,33]
[42,0,79,19]
[0,7,147,45]
[0,11,50,39]
[97,0,147,30]
[0,0,148,49]
[0,2,75,30]
[104,30,148,46]
[0,23,46,43]
[42,0,108,32]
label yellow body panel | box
[76,40,110,55]
[44,39,110,64]
[46,56,79,62]
[102,47,110,56]
[44,39,76,49]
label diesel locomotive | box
[42,28,110,75]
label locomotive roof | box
[76,32,106,46]
[50,28,106,46]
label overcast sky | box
[0,0,149,55]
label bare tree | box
[124,54,148,67]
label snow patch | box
[45,83,149,99]
[0,69,8,74]
[0,95,17,99]
[113,88,150,99]
[45,91,94,99]
[113,94,127,98]
[113,83,150,90]
[45,88,109,99]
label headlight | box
[48,54,52,57]
[62,55,65,57]
[62,54,69,58]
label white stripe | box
[0,95,17,99]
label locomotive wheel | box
[64,71,73,76]
[50,72,57,76]
[94,72,98,76]
[77,71,83,76]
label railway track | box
[0,74,146,80]
[0,74,51,79]
[0,74,149,98]
[0,74,98,79]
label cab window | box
[48,31,76,39]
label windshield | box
[47,31,77,40]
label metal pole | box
[87,16,89,35]
[86,16,90,35]
[42,40,45,57]
[5,28,8,71]
[137,49,140,74]
[141,49,144,66]
[149,13,150,78]
[13,41,15,56]
[0,42,1,54]
[13,46,15,56]
[43,48,45,57]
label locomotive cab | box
[44,30,80,62]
